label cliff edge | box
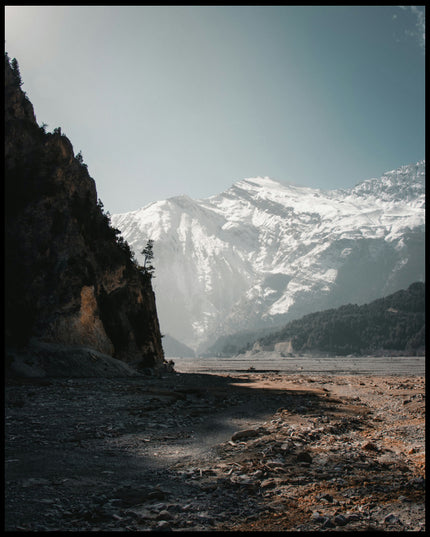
[5,55,165,372]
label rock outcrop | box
[4,55,165,370]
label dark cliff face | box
[4,56,165,368]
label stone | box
[156,520,171,530]
[147,490,166,500]
[334,514,348,526]
[407,476,425,489]
[231,475,254,485]
[322,517,336,528]
[231,429,260,442]
[260,478,278,489]
[346,513,362,522]
[156,510,173,521]
[317,493,333,503]
[362,441,378,451]
[296,451,312,463]
[311,512,327,523]
[384,513,400,525]
[151,503,167,512]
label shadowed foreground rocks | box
[5,370,425,531]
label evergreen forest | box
[237,282,425,357]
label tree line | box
[239,282,425,356]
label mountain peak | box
[350,160,425,204]
[236,176,283,189]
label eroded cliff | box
[5,55,165,370]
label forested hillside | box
[238,282,425,357]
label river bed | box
[172,354,425,375]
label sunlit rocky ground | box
[5,361,425,531]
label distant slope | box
[203,326,283,357]
[240,282,425,357]
[162,335,195,358]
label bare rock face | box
[4,55,165,370]
[274,340,294,356]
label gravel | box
[5,366,425,531]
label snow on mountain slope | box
[112,161,425,352]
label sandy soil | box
[5,367,425,531]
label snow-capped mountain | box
[111,161,425,352]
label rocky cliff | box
[4,55,165,370]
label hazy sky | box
[5,5,425,214]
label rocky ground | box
[5,368,425,532]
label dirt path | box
[5,370,425,531]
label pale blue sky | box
[5,5,425,214]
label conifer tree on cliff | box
[141,240,155,277]
[10,57,23,86]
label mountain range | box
[112,161,425,353]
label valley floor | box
[5,368,425,532]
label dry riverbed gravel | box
[5,369,425,532]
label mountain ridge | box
[112,161,425,352]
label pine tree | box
[141,240,155,276]
[10,57,23,86]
